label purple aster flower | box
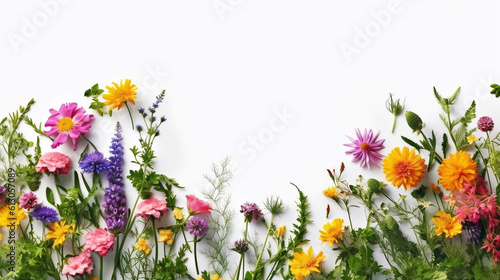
[478,116,494,132]
[344,128,385,169]
[186,216,208,237]
[31,206,59,223]
[79,151,110,174]
[462,220,484,245]
[240,202,264,223]
[19,192,38,211]
[0,186,6,204]
[103,122,128,233]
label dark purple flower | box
[462,220,484,245]
[240,202,264,223]
[19,192,37,211]
[103,122,127,233]
[186,216,208,237]
[0,186,6,204]
[478,116,494,132]
[79,151,110,174]
[31,206,59,223]
[344,128,385,169]
[233,239,249,254]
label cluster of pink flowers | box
[62,228,115,275]
[448,178,500,261]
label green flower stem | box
[391,114,397,133]
[111,195,141,280]
[344,200,355,235]
[152,219,159,277]
[445,111,459,151]
[253,213,274,277]
[100,256,103,280]
[235,221,249,280]
[194,236,200,275]
[125,102,135,129]
[81,134,99,152]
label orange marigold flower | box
[438,150,478,191]
[432,211,462,238]
[322,186,338,198]
[319,218,343,246]
[103,79,138,111]
[382,147,427,190]
[289,246,325,280]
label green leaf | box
[461,100,476,124]
[401,136,423,151]
[441,133,448,157]
[46,187,55,206]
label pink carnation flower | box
[35,152,71,174]
[19,192,37,211]
[61,251,93,276]
[186,194,211,215]
[84,228,114,257]
[135,197,167,219]
[44,102,94,150]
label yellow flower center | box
[57,117,74,132]
[360,142,370,151]
[396,162,411,177]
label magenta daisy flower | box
[344,128,385,168]
[44,103,94,150]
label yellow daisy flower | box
[289,246,325,280]
[467,135,478,144]
[382,147,427,190]
[103,79,138,111]
[211,274,225,280]
[319,218,343,246]
[158,229,174,245]
[134,238,151,254]
[45,221,75,248]
[432,211,462,238]
[0,203,27,229]
[438,150,478,191]
[322,186,338,198]
[275,225,286,237]
[173,208,184,220]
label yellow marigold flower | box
[319,218,343,246]
[134,238,151,254]
[289,246,325,280]
[438,150,478,191]
[103,79,138,111]
[429,183,442,194]
[45,221,75,248]
[467,135,478,144]
[0,203,27,229]
[382,147,427,190]
[158,229,174,245]
[275,225,286,237]
[322,186,338,198]
[432,211,462,238]
[173,208,184,220]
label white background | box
[1,0,500,279]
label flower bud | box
[385,215,399,231]
[367,178,382,193]
[405,111,424,132]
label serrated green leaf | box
[461,100,476,124]
[441,133,448,157]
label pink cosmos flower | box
[344,128,385,168]
[83,228,114,257]
[61,251,93,276]
[135,197,167,219]
[18,192,37,211]
[35,152,71,174]
[186,194,211,215]
[44,103,94,150]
